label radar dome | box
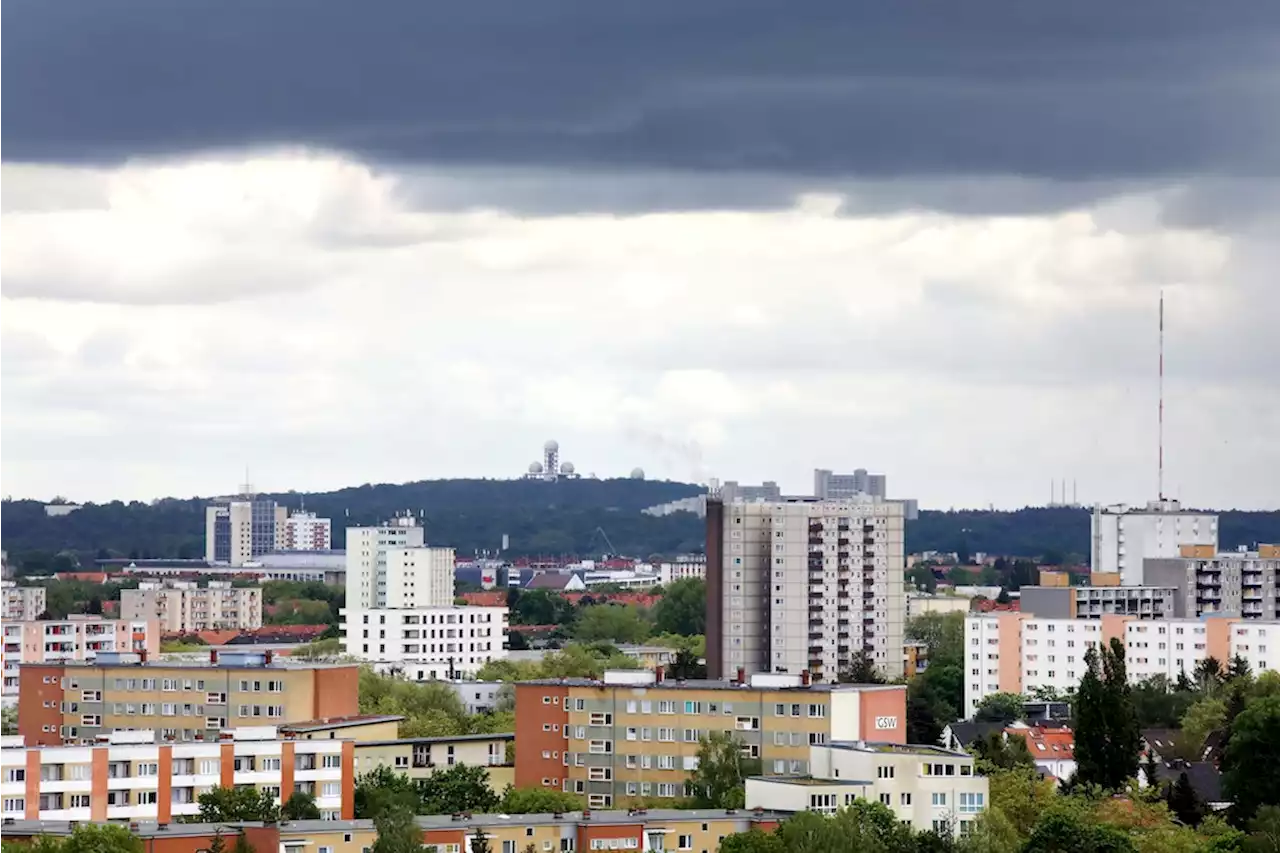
[528,461,544,474]
[544,439,559,453]
[630,467,646,479]
[560,461,576,474]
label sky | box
[3,1,1279,509]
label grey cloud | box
[4,0,1279,192]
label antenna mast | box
[1158,291,1165,501]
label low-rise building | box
[3,617,160,704]
[120,581,263,632]
[1004,723,1075,783]
[17,650,359,746]
[0,725,354,822]
[905,594,972,618]
[340,606,509,678]
[441,680,506,715]
[745,742,988,835]
[354,732,515,792]
[515,669,907,808]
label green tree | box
[1246,806,1280,853]
[906,676,949,745]
[906,612,965,668]
[664,648,707,680]
[1074,637,1141,791]
[1,705,17,736]
[470,833,494,853]
[718,829,785,853]
[1195,657,1226,696]
[232,835,258,853]
[1022,810,1137,853]
[974,692,1025,724]
[196,785,280,823]
[281,790,322,821]
[838,650,886,684]
[652,578,706,636]
[1223,695,1280,824]
[1165,771,1205,827]
[906,564,938,594]
[33,824,146,853]
[354,766,422,820]
[208,830,228,853]
[1180,696,1227,758]
[498,786,583,813]
[775,802,919,853]
[572,604,651,644]
[371,805,430,853]
[418,763,499,814]
[984,767,1057,841]
[1229,656,1253,682]
[688,731,756,809]
[292,637,345,660]
[358,668,471,737]
[969,733,1034,773]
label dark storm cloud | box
[4,0,1279,182]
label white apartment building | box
[2,584,46,622]
[1144,545,1280,620]
[340,606,509,679]
[282,511,333,551]
[963,613,1280,717]
[0,726,352,822]
[707,496,905,681]
[746,742,987,835]
[1090,500,1217,585]
[656,557,707,585]
[1,618,160,703]
[345,515,430,609]
[119,581,263,632]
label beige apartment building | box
[515,670,908,808]
[120,581,263,632]
[2,617,160,702]
[2,584,47,622]
[706,496,906,681]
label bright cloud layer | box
[2,151,1276,508]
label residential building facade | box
[205,498,288,567]
[282,511,333,551]
[746,742,987,834]
[119,581,263,632]
[514,670,907,808]
[344,515,428,609]
[0,726,354,822]
[2,584,46,622]
[1090,500,1217,585]
[963,613,1280,716]
[340,606,509,678]
[17,651,359,746]
[706,496,906,681]
[656,556,707,585]
[1144,545,1280,619]
[2,618,160,703]
[353,732,514,792]
[1019,584,1178,620]
[813,468,886,500]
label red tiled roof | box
[54,572,109,583]
[975,599,1021,612]
[461,591,508,607]
[1007,725,1075,757]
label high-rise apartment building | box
[2,583,46,621]
[514,670,907,808]
[282,511,332,551]
[205,497,287,567]
[813,468,887,500]
[18,651,359,746]
[706,496,905,682]
[1090,499,1217,585]
[344,515,429,609]
[119,581,263,632]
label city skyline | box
[3,2,1278,510]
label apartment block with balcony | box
[353,732,515,792]
[514,669,907,809]
[1144,545,1280,620]
[1019,584,1178,620]
[17,650,359,746]
[0,725,354,823]
[340,606,508,678]
[746,742,988,834]
[119,581,263,632]
[2,617,160,704]
[706,496,905,683]
[2,584,46,622]
[962,613,1280,717]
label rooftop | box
[356,732,515,748]
[827,741,971,758]
[747,775,871,787]
[279,715,405,733]
[21,658,356,671]
[518,678,904,693]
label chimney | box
[800,670,811,687]
[582,809,591,821]
[655,668,664,683]
[138,650,148,664]
[264,650,274,666]
[736,667,746,685]
[210,650,219,665]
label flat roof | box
[747,776,871,787]
[518,678,903,693]
[827,741,970,758]
[357,732,515,748]
[21,660,357,671]
[280,715,404,732]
